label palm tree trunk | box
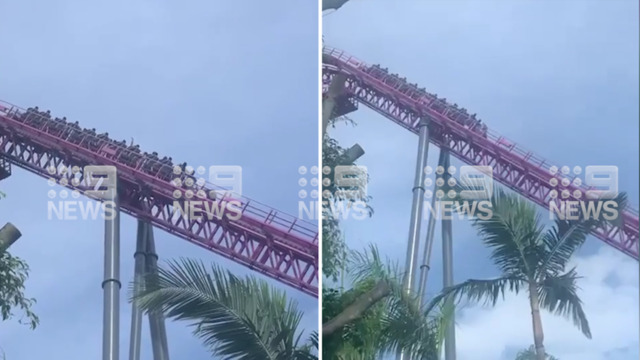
[322,279,391,336]
[528,281,546,360]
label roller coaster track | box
[0,101,318,296]
[322,46,639,260]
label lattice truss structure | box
[322,47,639,259]
[0,102,318,296]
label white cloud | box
[455,246,639,360]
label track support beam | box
[128,220,170,360]
[416,148,448,308]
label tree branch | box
[322,279,391,337]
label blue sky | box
[0,1,318,359]
[324,1,639,359]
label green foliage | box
[131,258,317,360]
[322,282,386,359]
[323,245,445,359]
[0,193,39,330]
[322,117,443,358]
[0,251,39,330]
[515,345,558,360]
[321,212,345,282]
[322,116,372,281]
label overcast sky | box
[0,1,318,359]
[324,0,639,359]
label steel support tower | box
[440,148,456,360]
[128,220,170,360]
[397,118,430,360]
[103,183,121,360]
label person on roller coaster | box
[13,106,190,183]
[157,156,173,180]
[22,106,40,123]
[470,119,488,137]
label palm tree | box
[426,188,621,360]
[131,258,317,360]
[323,245,449,359]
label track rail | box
[0,101,318,296]
[322,46,639,259]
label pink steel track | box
[323,47,639,260]
[0,101,318,297]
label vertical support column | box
[145,223,170,360]
[128,220,148,360]
[416,149,448,307]
[441,148,457,360]
[401,118,430,295]
[398,118,430,360]
[103,188,121,360]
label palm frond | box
[470,188,545,277]
[515,345,536,359]
[347,243,401,289]
[539,192,628,278]
[538,267,591,338]
[538,218,593,278]
[587,192,628,229]
[607,192,628,228]
[308,331,318,350]
[378,285,442,360]
[540,192,630,278]
[515,345,559,359]
[130,258,310,360]
[424,275,526,314]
